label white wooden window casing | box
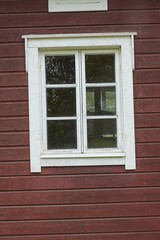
[22,33,136,172]
[48,0,108,12]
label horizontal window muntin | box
[41,49,122,155]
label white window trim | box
[48,0,108,12]
[22,33,136,172]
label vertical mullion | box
[75,50,82,153]
[115,50,122,151]
[81,51,88,153]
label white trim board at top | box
[22,32,137,73]
[48,0,108,12]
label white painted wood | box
[27,48,41,172]
[41,150,125,167]
[121,39,136,170]
[22,33,137,40]
[41,158,125,167]
[23,33,136,172]
[48,0,107,12]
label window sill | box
[40,152,125,167]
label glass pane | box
[86,54,115,83]
[87,87,116,116]
[87,119,117,148]
[47,88,76,117]
[45,55,75,84]
[47,120,77,149]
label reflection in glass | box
[45,55,75,84]
[47,120,77,149]
[47,88,76,117]
[86,54,115,83]
[87,87,116,115]
[87,119,117,148]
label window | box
[23,33,136,172]
[48,0,108,12]
[44,51,118,152]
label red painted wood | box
[0,232,160,240]
[134,84,160,98]
[0,57,25,72]
[0,73,28,87]
[0,132,29,147]
[0,147,29,161]
[0,217,159,235]
[0,117,28,132]
[135,99,160,113]
[0,0,160,238]
[0,187,159,206]
[137,143,160,157]
[0,173,159,191]
[135,113,160,128]
[109,0,160,10]
[0,24,160,44]
[135,39,160,54]
[134,69,160,84]
[0,158,160,176]
[0,0,48,14]
[136,55,160,69]
[0,102,28,116]
[0,43,24,57]
[136,128,160,143]
[0,87,28,102]
[0,11,160,29]
[0,202,159,221]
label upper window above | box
[48,0,108,12]
[23,33,136,172]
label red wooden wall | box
[0,0,160,239]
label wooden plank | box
[0,73,27,87]
[135,113,160,128]
[0,25,160,44]
[0,87,28,102]
[0,147,29,161]
[0,217,159,235]
[0,132,29,147]
[0,232,160,240]
[0,158,160,176]
[0,11,160,29]
[135,99,160,113]
[136,158,160,172]
[135,39,160,54]
[137,143,160,157]
[0,187,159,206]
[109,0,160,10]
[0,102,28,116]
[0,0,47,14]
[0,162,30,176]
[0,43,24,57]
[0,117,28,132]
[134,84,160,98]
[0,57,25,72]
[0,202,159,221]
[135,54,160,69]
[134,69,160,84]
[136,128,160,143]
[0,173,159,191]
[0,233,160,240]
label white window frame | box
[48,0,108,12]
[22,33,136,172]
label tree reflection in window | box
[45,55,75,84]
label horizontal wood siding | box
[0,0,160,239]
